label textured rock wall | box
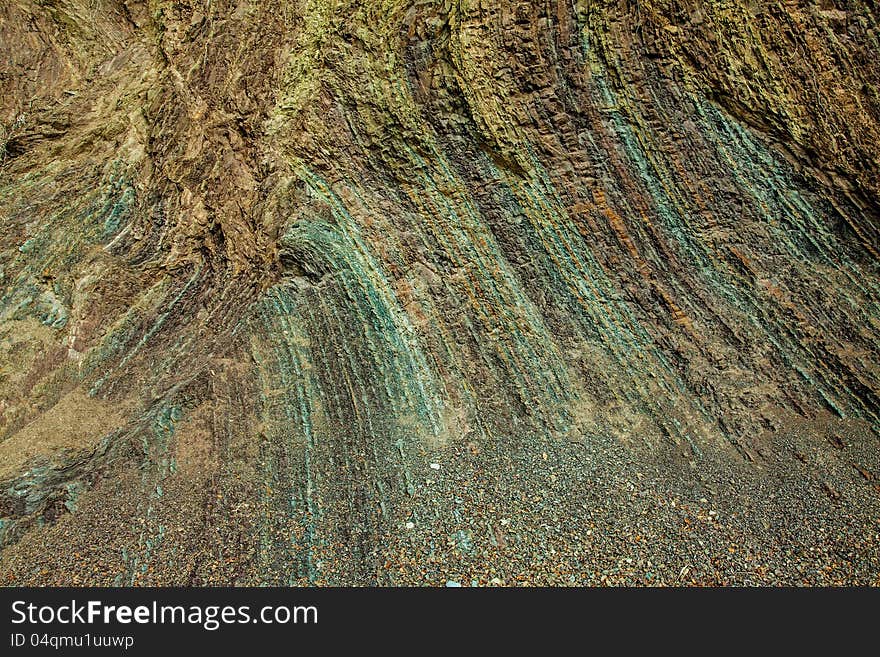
[0,1,879,585]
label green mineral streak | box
[290,168,445,433]
[576,22,880,432]
[397,144,578,433]
[121,403,181,584]
[0,162,134,337]
[63,482,84,513]
[251,288,320,584]
[697,103,878,422]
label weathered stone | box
[0,1,878,586]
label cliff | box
[1,0,879,585]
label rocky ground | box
[0,1,879,585]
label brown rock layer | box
[0,1,878,585]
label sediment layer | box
[1,0,878,585]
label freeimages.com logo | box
[12,599,317,629]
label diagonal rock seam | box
[0,1,878,585]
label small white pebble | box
[430,463,441,470]
[405,521,415,530]
[500,518,510,526]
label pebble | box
[430,463,441,470]
[445,580,461,587]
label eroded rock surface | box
[0,0,878,585]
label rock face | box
[0,1,878,585]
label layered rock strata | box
[0,0,878,585]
